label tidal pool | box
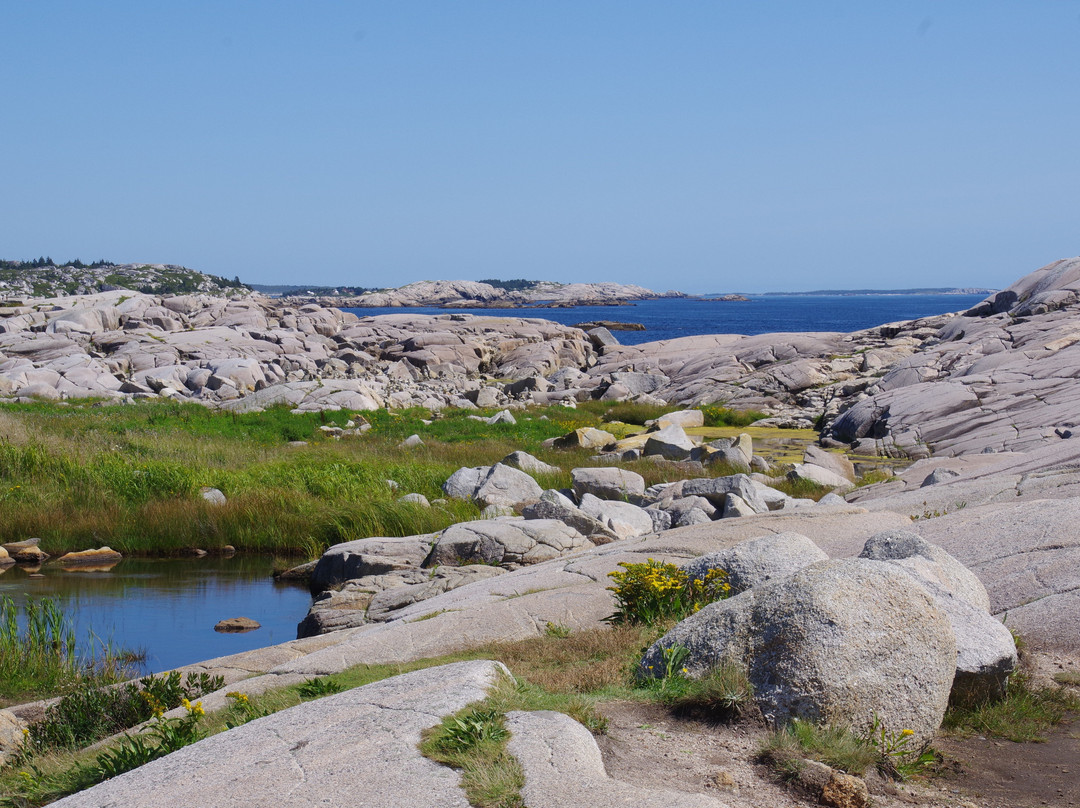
[0,555,312,675]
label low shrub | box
[606,559,730,625]
[24,671,223,754]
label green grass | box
[942,671,1080,742]
[700,404,768,428]
[0,596,133,707]
[760,720,880,778]
[0,400,811,557]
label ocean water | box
[344,294,988,346]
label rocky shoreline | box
[2,257,1080,807]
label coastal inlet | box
[0,555,312,674]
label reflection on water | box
[0,556,312,674]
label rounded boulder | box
[750,558,956,748]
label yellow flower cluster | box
[180,697,206,717]
[607,558,731,625]
[226,691,250,704]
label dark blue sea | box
[344,294,988,346]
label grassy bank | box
[0,399,811,558]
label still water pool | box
[0,556,312,675]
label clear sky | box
[3,2,1078,293]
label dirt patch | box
[594,698,1079,808]
[934,717,1080,808]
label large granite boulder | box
[643,559,957,747]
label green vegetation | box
[476,278,540,292]
[760,720,881,779]
[606,559,730,625]
[700,404,768,428]
[22,671,222,754]
[0,596,133,706]
[942,670,1080,742]
[0,399,775,557]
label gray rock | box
[643,559,957,748]
[816,492,849,507]
[721,494,757,518]
[643,424,696,460]
[859,530,991,612]
[642,507,673,532]
[804,445,856,483]
[0,709,26,767]
[201,486,228,505]
[749,559,955,746]
[367,566,507,622]
[681,474,769,514]
[921,467,961,487]
[858,530,1014,700]
[704,445,751,471]
[398,493,431,507]
[429,518,590,567]
[52,661,506,808]
[506,711,722,808]
[570,467,645,502]
[398,434,424,448]
[553,427,615,450]
[655,409,704,429]
[443,465,489,500]
[682,532,828,595]
[310,535,435,592]
[442,463,543,509]
[577,493,654,539]
[521,495,620,544]
[473,463,543,509]
[486,409,517,425]
[586,326,618,350]
[787,463,855,492]
[659,495,718,525]
[500,451,560,476]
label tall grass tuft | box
[0,595,77,702]
[0,596,135,706]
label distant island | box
[753,287,996,297]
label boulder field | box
[9,257,1080,806]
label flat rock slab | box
[916,497,1080,651]
[53,660,506,808]
[506,710,728,807]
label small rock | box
[398,434,424,449]
[200,486,227,506]
[398,493,431,507]
[921,467,961,487]
[12,546,49,564]
[54,547,123,566]
[214,616,261,633]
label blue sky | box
[3,2,1078,293]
